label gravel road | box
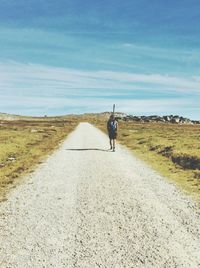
[0,122,200,268]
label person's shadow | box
[66,148,111,152]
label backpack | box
[109,120,117,133]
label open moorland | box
[1,122,200,267]
[0,112,200,202]
[0,115,79,201]
[92,114,200,202]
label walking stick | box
[113,104,115,117]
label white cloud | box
[1,61,200,93]
[0,61,199,118]
[0,92,199,119]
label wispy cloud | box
[1,62,200,93]
[2,93,199,121]
[0,61,199,118]
[0,1,199,120]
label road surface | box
[0,123,200,268]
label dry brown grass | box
[92,115,200,202]
[1,112,200,202]
[0,116,79,201]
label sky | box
[0,0,200,118]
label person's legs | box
[109,133,116,151]
[109,139,112,149]
[113,139,116,151]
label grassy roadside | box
[1,113,200,203]
[0,116,79,201]
[93,116,200,202]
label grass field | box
[1,113,200,202]
[0,116,79,201]
[93,116,200,202]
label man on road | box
[107,114,118,152]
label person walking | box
[107,114,118,151]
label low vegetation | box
[1,112,200,202]
[0,116,79,201]
[93,116,200,202]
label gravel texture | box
[0,122,200,268]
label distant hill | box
[0,113,22,120]
[0,112,199,124]
[84,112,200,124]
[0,113,74,121]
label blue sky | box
[0,0,200,118]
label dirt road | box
[0,123,200,268]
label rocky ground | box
[116,114,200,124]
